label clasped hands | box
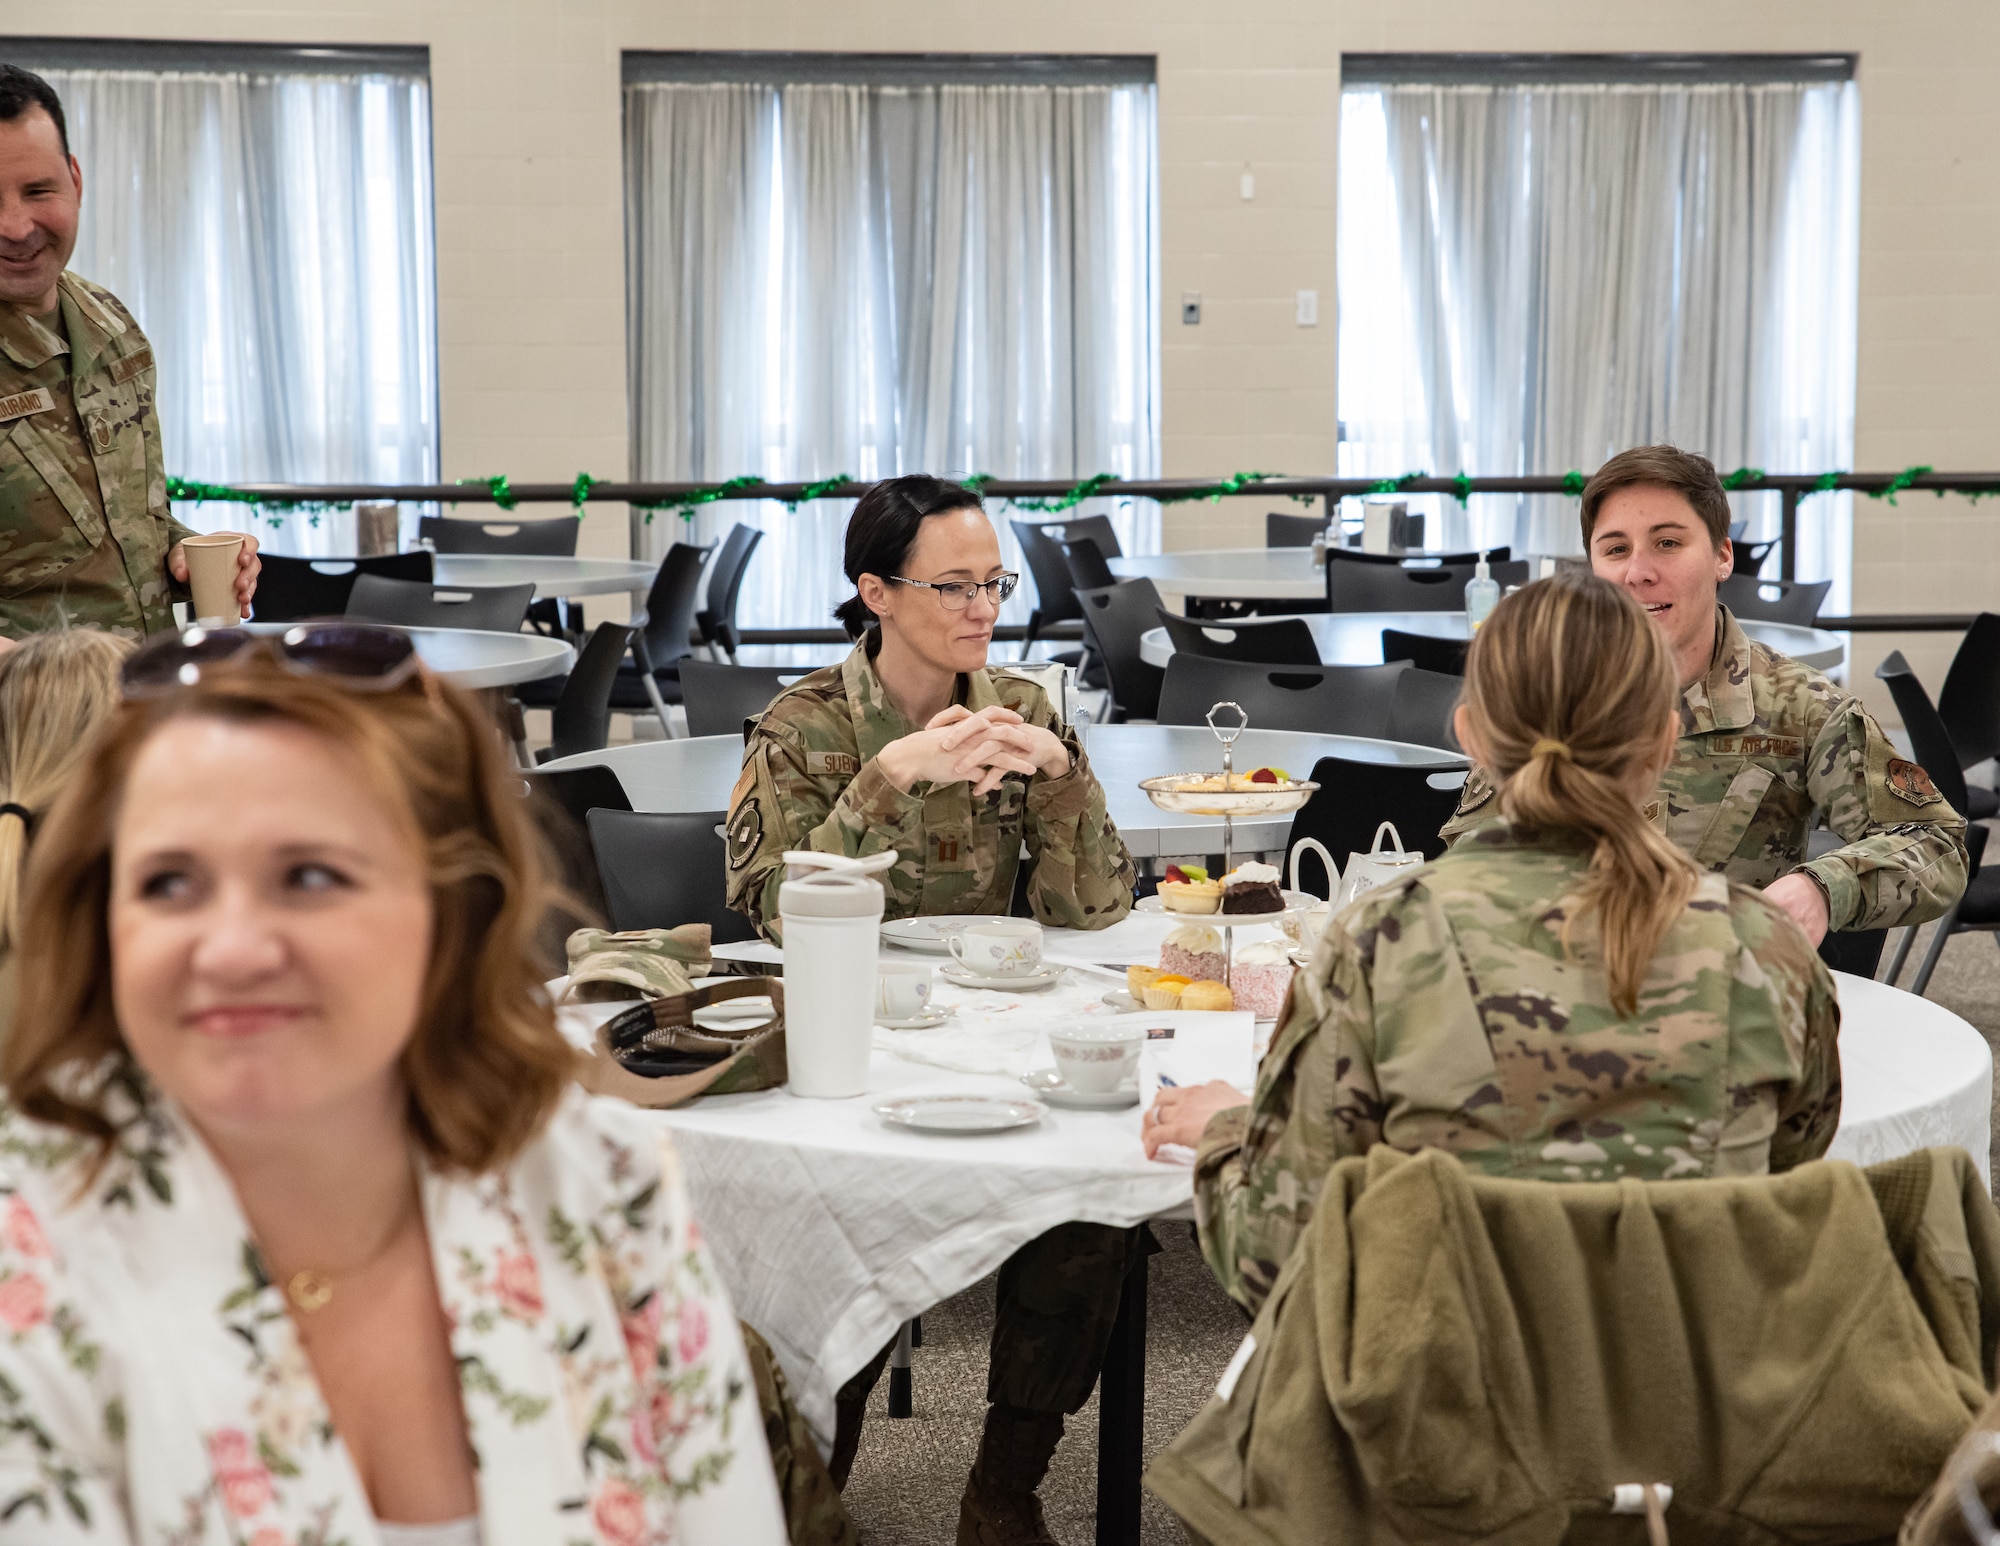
[878,704,1070,796]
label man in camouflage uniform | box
[728,629,1139,1546]
[0,67,258,639]
[1156,820,1842,1317]
[1441,447,1966,950]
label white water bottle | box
[779,851,894,1098]
[1464,551,1500,631]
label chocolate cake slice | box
[1220,861,1284,914]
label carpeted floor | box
[839,906,2000,1546]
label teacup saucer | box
[876,1005,953,1030]
[940,963,1064,993]
[1021,1068,1140,1110]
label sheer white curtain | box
[625,77,1159,631]
[1338,78,1859,606]
[53,66,438,556]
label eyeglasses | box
[122,623,423,698]
[888,572,1019,611]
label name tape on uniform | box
[0,387,55,423]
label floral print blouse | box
[0,1079,785,1545]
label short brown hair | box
[1579,445,1732,549]
[3,652,576,1174]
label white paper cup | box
[877,963,933,1019]
[947,921,1043,977]
[1048,1021,1145,1094]
[181,532,244,624]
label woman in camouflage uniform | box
[1148,571,1842,1316]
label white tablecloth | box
[562,928,1992,1448]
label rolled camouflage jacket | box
[724,638,1136,938]
[0,273,196,639]
[1194,819,1842,1316]
[1440,605,1968,934]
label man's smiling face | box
[1587,484,1734,685]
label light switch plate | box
[1182,292,1202,325]
[1296,289,1319,326]
[1240,169,1255,201]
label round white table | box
[432,554,658,599]
[243,621,572,688]
[1109,547,1322,602]
[1138,610,1848,673]
[537,723,1463,859]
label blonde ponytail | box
[1460,572,1697,1016]
[0,630,134,950]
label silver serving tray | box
[1138,772,1319,818]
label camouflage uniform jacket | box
[0,272,196,639]
[1193,819,1842,1315]
[1440,605,1968,933]
[725,638,1136,937]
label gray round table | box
[538,723,1463,859]
[1109,547,1320,602]
[245,623,573,689]
[1138,610,1847,673]
[432,554,658,599]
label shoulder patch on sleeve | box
[1885,757,1945,807]
[726,799,764,870]
[1454,767,1495,817]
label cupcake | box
[1179,980,1235,1012]
[1143,973,1191,1010]
[1157,863,1222,914]
[1231,940,1296,1020]
[1220,861,1285,915]
[1160,924,1227,983]
[1127,964,1164,998]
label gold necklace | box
[279,1181,419,1315]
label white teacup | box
[948,920,1043,978]
[1048,1022,1145,1094]
[878,963,933,1020]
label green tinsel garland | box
[570,472,597,514]
[785,475,857,510]
[632,474,763,525]
[1009,473,1117,513]
[1722,466,1765,490]
[1867,465,1933,506]
[456,475,517,512]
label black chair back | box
[680,660,812,740]
[1326,551,1528,612]
[1381,627,1468,676]
[1875,652,1971,816]
[1012,519,1086,647]
[251,551,433,622]
[1039,513,1123,560]
[1939,613,2000,769]
[694,523,764,658]
[587,807,760,943]
[1158,653,1408,737]
[1075,579,1166,721]
[521,765,630,932]
[638,542,713,670]
[1383,667,1463,751]
[538,622,636,764]
[1061,537,1117,592]
[1266,511,1326,549]
[1330,545,1510,566]
[1281,755,1466,896]
[418,515,579,556]
[346,574,535,632]
[1718,574,1830,626]
[1157,608,1319,667]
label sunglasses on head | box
[122,623,424,699]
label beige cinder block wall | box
[12,1,1993,722]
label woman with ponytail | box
[0,628,132,1035]
[1148,571,1841,1316]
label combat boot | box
[956,1403,1065,1546]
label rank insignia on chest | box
[1885,757,1944,806]
[0,387,54,423]
[935,834,962,863]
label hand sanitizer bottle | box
[1464,552,1500,630]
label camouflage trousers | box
[743,1321,859,1546]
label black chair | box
[1012,518,1089,661]
[680,660,811,740]
[534,622,637,765]
[587,807,761,944]
[1938,614,2000,817]
[1266,511,1327,548]
[251,551,433,622]
[1061,537,1118,592]
[1075,579,1166,721]
[417,515,579,556]
[1381,628,1468,676]
[346,574,536,632]
[1158,654,1408,737]
[1038,513,1123,560]
[1326,550,1528,612]
[1874,650,1996,995]
[1156,608,1320,667]
[1281,755,1467,897]
[521,765,631,938]
[1383,667,1463,751]
[1717,574,1830,626]
[694,523,764,661]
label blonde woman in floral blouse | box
[0,625,786,1545]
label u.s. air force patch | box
[1885,757,1944,807]
[726,800,764,869]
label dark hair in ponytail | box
[832,475,986,640]
[1460,570,1697,1016]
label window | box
[1337,53,1859,605]
[624,52,1160,630]
[6,39,438,556]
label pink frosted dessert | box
[1231,940,1297,1020]
[1159,924,1226,984]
